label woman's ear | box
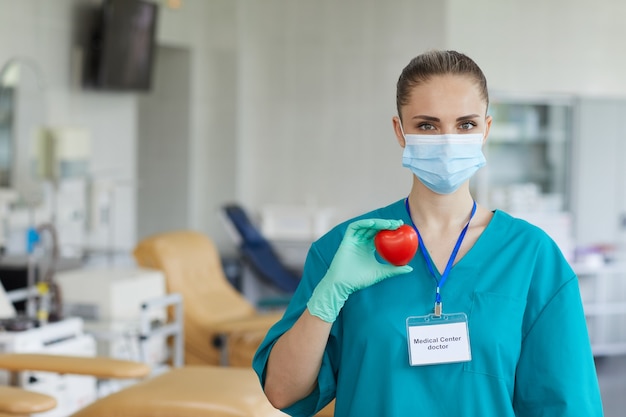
[392,116,406,147]
[483,114,493,145]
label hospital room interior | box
[0,0,624,416]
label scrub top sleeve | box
[513,277,603,416]
[252,241,340,417]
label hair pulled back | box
[396,50,489,119]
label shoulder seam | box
[521,274,578,343]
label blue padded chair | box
[222,204,301,294]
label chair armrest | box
[0,354,151,379]
[211,312,283,334]
[0,385,57,415]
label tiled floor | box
[596,354,626,416]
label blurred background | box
[0,0,625,415]
[0,0,624,257]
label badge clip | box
[433,287,442,317]
[433,302,442,317]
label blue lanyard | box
[404,198,476,315]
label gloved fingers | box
[378,263,413,278]
[345,218,404,242]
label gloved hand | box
[307,218,413,323]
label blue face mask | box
[400,129,486,195]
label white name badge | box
[406,313,472,366]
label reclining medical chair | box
[0,232,326,416]
[0,353,288,417]
[0,305,334,416]
[133,230,283,367]
[221,204,301,296]
[0,384,57,415]
[0,283,292,416]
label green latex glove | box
[307,218,413,323]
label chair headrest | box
[223,204,266,246]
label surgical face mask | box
[400,125,486,194]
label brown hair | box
[396,50,489,120]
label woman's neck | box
[407,180,476,231]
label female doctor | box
[252,50,603,416]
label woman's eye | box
[417,123,435,130]
[459,121,477,130]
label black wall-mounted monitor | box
[83,0,159,92]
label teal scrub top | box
[253,199,604,417]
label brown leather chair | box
[133,230,283,367]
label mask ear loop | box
[397,117,407,138]
[398,117,412,146]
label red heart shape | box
[374,224,418,266]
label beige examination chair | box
[0,231,330,416]
[134,230,335,416]
[133,230,284,367]
[0,231,292,416]
[0,291,286,417]
[0,383,57,416]
[0,353,149,416]
[0,353,286,417]
[133,230,335,416]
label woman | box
[252,50,603,416]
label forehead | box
[402,74,486,119]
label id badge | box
[406,313,471,366]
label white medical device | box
[55,267,169,367]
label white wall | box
[137,46,191,240]
[236,0,446,220]
[445,0,626,96]
[157,0,238,252]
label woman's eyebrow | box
[412,115,440,122]
[411,114,481,122]
[456,114,481,121]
